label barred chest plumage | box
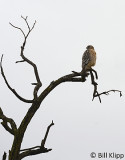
[85,49,96,70]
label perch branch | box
[19,121,54,159]
[0,107,17,135]
[10,16,42,100]
[38,69,121,103]
[38,71,88,102]
[0,55,33,103]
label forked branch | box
[89,69,122,103]
[9,16,42,100]
[19,121,54,159]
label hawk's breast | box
[86,49,96,70]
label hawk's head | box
[86,45,94,50]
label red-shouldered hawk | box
[81,45,96,78]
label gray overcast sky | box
[0,0,125,159]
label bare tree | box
[0,16,122,160]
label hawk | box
[81,45,96,79]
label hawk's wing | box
[82,50,90,69]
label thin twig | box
[21,16,30,30]
[95,89,122,97]
[21,15,36,38]
[15,60,25,63]
[9,23,25,38]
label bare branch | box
[94,89,122,98]
[15,60,25,63]
[20,46,42,99]
[0,107,3,116]
[2,152,7,160]
[72,71,81,76]
[21,16,36,36]
[19,147,52,159]
[31,83,37,85]
[38,71,87,102]
[38,69,122,104]
[9,23,25,38]
[91,68,98,79]
[20,16,36,39]
[89,69,122,103]
[41,120,54,148]
[10,16,42,99]
[92,82,102,103]
[0,107,17,135]
[19,121,54,159]
[21,16,30,30]
[0,55,33,103]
